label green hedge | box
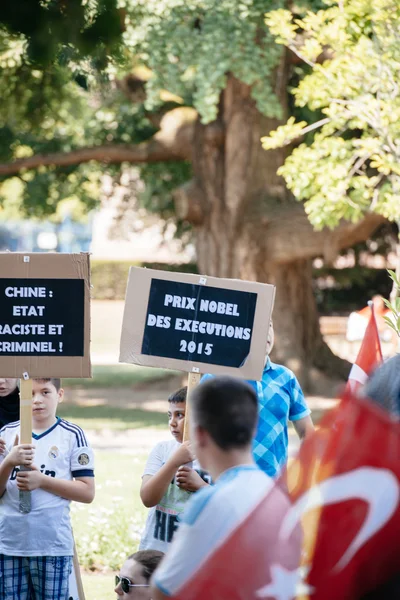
[91,260,198,300]
[91,259,389,313]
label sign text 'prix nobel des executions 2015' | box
[119,268,275,380]
[143,279,257,368]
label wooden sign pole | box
[72,538,86,600]
[19,377,33,514]
[183,372,201,442]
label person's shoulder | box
[0,420,20,436]
[268,360,293,375]
[268,361,298,383]
[149,438,178,457]
[200,373,214,384]
[58,418,90,447]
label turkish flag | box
[171,482,302,600]
[170,392,400,600]
[347,304,383,391]
[283,392,400,599]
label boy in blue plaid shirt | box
[0,378,95,600]
[202,320,314,477]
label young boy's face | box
[32,380,63,426]
[168,402,186,444]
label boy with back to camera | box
[151,376,302,600]
[0,378,95,600]
[139,387,211,553]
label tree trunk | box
[189,74,351,391]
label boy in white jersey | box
[139,387,211,553]
[0,378,95,600]
[151,377,301,600]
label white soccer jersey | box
[0,417,94,557]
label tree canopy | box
[0,0,391,384]
[262,0,400,230]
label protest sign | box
[119,267,275,381]
[0,252,90,599]
[0,252,91,378]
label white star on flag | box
[256,564,315,600]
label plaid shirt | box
[202,358,310,478]
[248,358,310,477]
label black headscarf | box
[0,385,20,429]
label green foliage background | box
[263,0,400,229]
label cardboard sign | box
[120,268,275,380]
[0,253,91,378]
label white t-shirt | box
[0,417,95,557]
[153,465,278,598]
[139,439,211,553]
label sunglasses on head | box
[115,575,150,594]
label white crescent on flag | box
[278,467,399,571]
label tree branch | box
[250,203,386,264]
[0,107,200,176]
[0,142,180,176]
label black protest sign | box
[120,267,275,379]
[0,279,84,356]
[141,278,257,369]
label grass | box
[73,451,149,599]
[65,364,177,388]
[57,403,167,430]
[81,575,112,600]
[90,300,124,356]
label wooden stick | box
[19,378,33,514]
[20,378,33,444]
[72,539,86,600]
[183,372,201,442]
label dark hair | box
[127,550,164,581]
[33,378,61,391]
[192,377,258,450]
[168,386,187,404]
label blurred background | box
[0,1,399,597]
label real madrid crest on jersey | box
[48,446,59,459]
[78,453,90,466]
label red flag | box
[171,483,302,600]
[282,392,400,599]
[347,303,383,392]
[166,392,400,600]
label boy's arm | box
[140,441,193,508]
[292,415,314,440]
[0,436,35,497]
[176,466,209,492]
[16,427,95,503]
[16,470,95,503]
[288,372,314,441]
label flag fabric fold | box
[347,303,383,391]
[168,390,400,600]
[284,392,400,599]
